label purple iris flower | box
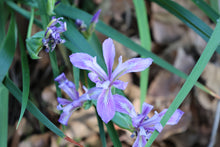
[42,17,67,52]
[55,73,101,125]
[69,38,153,123]
[114,97,184,147]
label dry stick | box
[208,97,220,147]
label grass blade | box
[146,19,220,147]
[133,0,152,111]
[16,35,30,129]
[0,1,9,46]
[0,83,9,147]
[55,4,219,99]
[192,0,220,23]
[16,7,34,129]
[0,14,17,83]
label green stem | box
[106,121,122,147]
[95,109,107,147]
[49,51,61,97]
[27,8,34,38]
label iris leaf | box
[16,35,30,129]
[192,0,220,23]
[0,83,9,147]
[0,14,17,83]
[133,0,152,111]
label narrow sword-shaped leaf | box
[192,0,220,23]
[0,14,17,83]
[0,83,9,147]
[16,35,30,129]
[16,7,34,129]
[133,0,152,111]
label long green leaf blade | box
[133,0,152,111]
[192,0,220,23]
[146,19,220,147]
[0,83,9,147]
[16,35,30,129]
[55,4,218,99]
[0,14,17,83]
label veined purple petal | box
[141,102,154,118]
[97,89,115,123]
[141,112,161,130]
[58,103,75,125]
[155,123,163,132]
[79,93,90,102]
[132,114,146,128]
[102,38,115,77]
[58,110,73,125]
[112,80,128,90]
[57,97,72,105]
[159,109,184,125]
[90,9,101,24]
[55,73,79,100]
[114,94,136,117]
[55,73,66,83]
[87,87,103,100]
[96,80,110,89]
[69,53,107,80]
[111,58,153,81]
[132,127,147,147]
[131,103,154,128]
[88,72,101,83]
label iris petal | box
[112,80,128,90]
[132,127,147,147]
[70,53,107,80]
[97,89,115,123]
[55,73,79,100]
[111,58,153,81]
[159,109,184,125]
[57,97,72,105]
[114,94,136,117]
[102,38,115,77]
